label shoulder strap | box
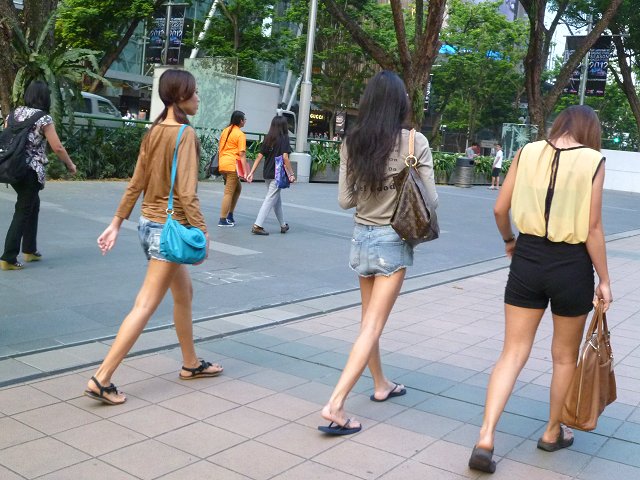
[404,129,417,169]
[7,110,47,129]
[167,124,189,213]
[221,125,234,150]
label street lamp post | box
[290,0,318,183]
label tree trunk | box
[0,0,18,115]
[23,0,58,46]
[520,0,623,138]
[611,26,640,151]
[542,0,623,115]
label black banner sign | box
[146,6,186,65]
[563,36,612,97]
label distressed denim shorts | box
[349,224,414,277]
[138,216,170,262]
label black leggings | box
[1,169,41,263]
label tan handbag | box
[561,301,617,431]
[390,129,439,246]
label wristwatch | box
[503,235,515,243]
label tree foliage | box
[9,14,108,125]
[323,0,447,128]
[56,0,156,51]
[519,0,623,135]
[430,0,528,141]
[284,0,385,135]
[193,0,287,79]
[0,0,59,116]
[56,0,163,91]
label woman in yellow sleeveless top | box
[218,111,251,227]
[469,106,612,473]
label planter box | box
[435,172,450,185]
[448,171,492,186]
[310,165,339,183]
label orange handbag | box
[561,301,617,431]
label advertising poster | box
[145,6,186,65]
[563,36,612,97]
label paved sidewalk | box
[0,233,639,479]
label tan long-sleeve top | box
[115,124,207,234]
[338,129,438,225]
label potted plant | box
[310,141,341,182]
[432,152,457,184]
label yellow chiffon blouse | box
[511,140,604,244]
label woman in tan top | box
[469,105,612,473]
[84,70,223,405]
[319,71,438,435]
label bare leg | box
[321,269,405,427]
[540,312,587,443]
[358,276,404,399]
[170,265,223,377]
[476,305,545,450]
[87,259,179,402]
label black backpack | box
[0,110,46,184]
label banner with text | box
[563,36,612,97]
[146,5,186,65]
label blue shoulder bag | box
[159,124,207,264]
[274,154,290,189]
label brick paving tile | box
[3,233,640,479]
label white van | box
[73,92,123,127]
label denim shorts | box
[138,216,170,262]
[349,224,414,277]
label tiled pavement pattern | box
[1,234,640,479]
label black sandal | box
[84,376,126,405]
[468,445,496,473]
[179,359,223,380]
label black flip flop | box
[370,383,407,402]
[468,445,496,473]
[537,425,574,452]
[83,376,126,406]
[318,419,362,436]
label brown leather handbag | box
[390,129,439,246]
[561,301,617,431]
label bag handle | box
[585,300,606,341]
[167,124,189,215]
[404,128,417,169]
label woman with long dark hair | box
[468,105,612,473]
[246,115,295,235]
[218,110,250,227]
[1,81,76,270]
[85,70,222,405]
[318,71,438,435]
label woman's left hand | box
[288,174,295,183]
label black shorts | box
[492,168,501,178]
[504,234,594,317]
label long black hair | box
[151,69,196,130]
[24,81,51,112]
[221,110,246,148]
[263,115,289,150]
[346,71,409,197]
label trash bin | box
[454,157,475,188]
